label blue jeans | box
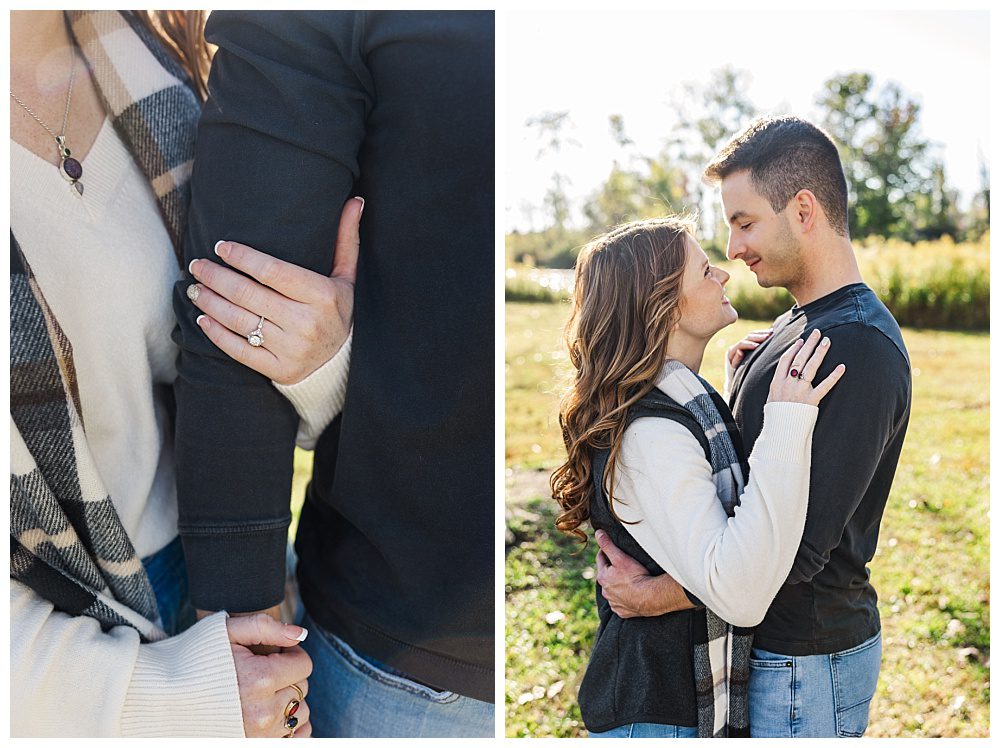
[300,613,494,737]
[141,536,195,636]
[749,631,882,738]
[590,723,698,738]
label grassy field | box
[505,301,990,738]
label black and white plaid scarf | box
[657,359,754,738]
[10,10,200,642]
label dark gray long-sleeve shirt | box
[172,10,494,700]
[729,282,911,655]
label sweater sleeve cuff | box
[750,402,818,464]
[272,330,352,450]
[121,612,244,737]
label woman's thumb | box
[226,613,309,648]
[330,196,363,282]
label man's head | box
[703,116,849,291]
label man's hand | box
[594,529,695,618]
[725,327,773,398]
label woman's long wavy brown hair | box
[550,216,696,542]
[133,11,213,101]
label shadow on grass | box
[507,495,597,604]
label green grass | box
[505,301,989,738]
[289,448,312,538]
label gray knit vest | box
[578,390,710,734]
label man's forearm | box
[640,574,698,617]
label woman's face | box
[674,236,739,341]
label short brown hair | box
[704,115,849,236]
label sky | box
[504,10,990,232]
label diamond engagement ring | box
[247,316,265,347]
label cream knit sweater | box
[10,120,349,736]
[612,380,818,628]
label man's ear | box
[791,189,820,234]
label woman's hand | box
[766,328,846,406]
[226,614,314,738]
[186,196,363,385]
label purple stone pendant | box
[55,135,83,196]
[62,157,83,180]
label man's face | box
[719,170,804,291]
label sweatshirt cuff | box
[181,522,289,612]
[272,330,352,450]
[121,612,244,737]
[750,401,818,464]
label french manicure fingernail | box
[186,284,200,302]
[196,314,208,328]
[354,196,365,215]
[214,240,229,258]
[188,259,199,275]
[286,625,308,642]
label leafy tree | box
[582,116,690,234]
[668,66,758,256]
[526,110,580,231]
[818,75,935,240]
[912,159,961,240]
[965,152,990,241]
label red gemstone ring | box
[789,368,799,379]
[282,683,303,738]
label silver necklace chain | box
[10,46,78,141]
[11,43,85,195]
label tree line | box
[509,67,990,268]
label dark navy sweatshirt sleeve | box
[171,11,371,611]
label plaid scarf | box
[657,359,754,738]
[10,10,200,642]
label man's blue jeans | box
[300,612,494,737]
[590,722,698,738]
[142,536,195,636]
[749,631,882,738]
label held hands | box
[186,196,363,385]
[226,614,313,738]
[766,328,846,407]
